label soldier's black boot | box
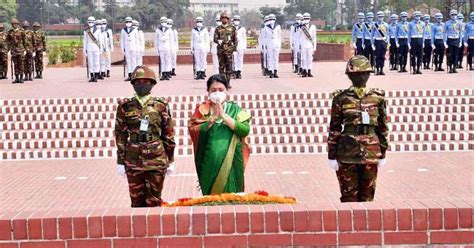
[268,70,274,78]
[125,73,131,81]
[469,64,473,71]
[294,65,298,73]
[92,73,98,82]
[166,72,171,80]
[19,74,24,83]
[273,70,279,78]
[203,71,207,78]
[171,68,176,76]
[237,70,242,79]
[160,72,166,81]
[379,67,385,76]
[375,67,379,75]
[98,72,104,80]
[88,73,94,82]
[301,69,307,77]
[12,74,18,84]
[416,66,422,74]
[28,73,33,81]
[106,70,110,77]
[307,70,313,77]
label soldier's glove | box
[377,159,387,168]
[465,42,469,47]
[444,43,448,49]
[117,164,126,177]
[352,43,357,49]
[218,39,223,45]
[372,45,376,51]
[23,51,26,56]
[167,162,175,176]
[396,42,400,48]
[431,44,436,50]
[328,160,339,171]
[408,44,411,50]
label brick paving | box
[1,152,472,212]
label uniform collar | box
[349,86,367,99]
[134,94,152,108]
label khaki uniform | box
[7,28,26,75]
[214,24,237,83]
[23,29,35,75]
[33,29,46,74]
[114,96,176,207]
[328,86,389,202]
[0,29,8,78]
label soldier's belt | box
[343,125,376,135]
[130,132,154,143]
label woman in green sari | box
[188,74,251,195]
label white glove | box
[117,164,125,177]
[328,160,339,171]
[465,42,469,47]
[218,39,223,45]
[377,159,387,168]
[23,51,26,56]
[167,162,175,176]
[396,42,400,48]
[33,52,36,57]
[362,44,366,49]
[352,43,357,49]
[408,44,411,50]
[372,45,376,51]
[458,43,462,48]
[444,43,448,48]
[431,44,435,50]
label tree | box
[283,0,337,26]
[260,6,285,26]
[240,10,262,29]
[0,0,17,25]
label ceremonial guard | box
[363,12,375,67]
[155,17,173,81]
[191,16,210,80]
[371,11,388,75]
[422,14,434,69]
[464,12,474,70]
[232,15,246,79]
[262,14,281,78]
[298,13,317,77]
[408,11,424,74]
[132,20,145,66]
[396,12,409,72]
[388,14,399,70]
[32,22,46,79]
[258,16,269,76]
[214,12,237,84]
[457,14,466,69]
[291,13,302,72]
[327,55,388,202]
[100,19,113,78]
[8,19,26,84]
[210,16,221,74]
[432,12,446,71]
[0,23,9,80]
[22,21,35,81]
[167,19,179,76]
[121,17,140,81]
[445,10,462,73]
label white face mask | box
[101,24,106,30]
[161,22,167,27]
[196,22,203,27]
[209,91,226,104]
[303,19,310,24]
[126,22,132,28]
[167,24,172,28]
[216,21,222,26]
[88,22,95,27]
[269,20,275,25]
[233,21,240,26]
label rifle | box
[409,48,412,74]
[260,49,265,76]
[123,55,126,78]
[264,45,268,76]
[158,53,162,78]
[86,55,89,79]
[10,55,13,80]
[192,51,196,79]
[297,45,302,75]
[32,53,35,78]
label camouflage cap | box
[131,65,157,85]
[0,23,4,28]
[33,22,41,27]
[22,21,30,27]
[345,55,374,74]
[11,18,19,24]
[220,11,230,19]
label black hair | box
[206,74,229,91]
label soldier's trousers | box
[447,38,460,67]
[136,51,143,66]
[433,40,445,67]
[126,169,166,207]
[218,51,233,82]
[355,38,364,56]
[410,38,423,68]
[266,47,280,71]
[12,53,25,75]
[158,49,172,73]
[125,50,138,73]
[363,39,374,66]
[87,50,100,73]
[24,52,34,74]
[171,49,177,69]
[458,43,464,66]
[467,39,474,67]
[300,47,314,70]
[389,38,398,67]
[233,49,244,71]
[34,50,44,72]
[193,49,207,71]
[398,38,409,67]
[423,39,433,66]
[374,40,387,69]
[212,53,219,74]
[0,51,7,75]
[336,163,378,202]
[100,51,111,72]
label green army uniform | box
[0,24,8,79]
[33,22,46,78]
[327,56,389,202]
[7,19,26,83]
[22,21,36,81]
[114,66,176,207]
[214,12,237,85]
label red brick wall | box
[0,201,472,247]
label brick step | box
[2,131,472,150]
[2,96,471,114]
[1,88,471,106]
[2,141,472,160]
[2,105,472,122]
[3,122,471,140]
[2,114,471,130]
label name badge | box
[139,116,150,132]
[361,109,370,125]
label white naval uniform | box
[120,27,140,73]
[210,27,219,74]
[170,28,179,70]
[233,25,247,71]
[154,26,173,74]
[290,24,301,65]
[258,26,267,69]
[137,29,145,65]
[298,24,317,71]
[83,26,103,74]
[263,24,281,71]
[191,27,210,72]
[100,28,114,73]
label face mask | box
[377,17,383,22]
[269,20,275,25]
[216,21,222,26]
[367,18,373,22]
[358,18,364,23]
[101,24,106,30]
[88,22,95,27]
[451,16,456,21]
[161,22,167,27]
[196,22,203,27]
[402,17,407,21]
[471,17,474,22]
[133,84,153,96]
[415,17,420,21]
[126,22,132,28]
[233,21,240,26]
[348,73,370,88]
[303,19,310,24]
[209,91,226,104]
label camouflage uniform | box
[22,21,36,81]
[114,66,176,207]
[328,56,389,202]
[7,19,26,83]
[33,22,46,78]
[0,24,8,79]
[214,12,237,85]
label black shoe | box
[416,67,422,74]
[106,70,110,77]
[298,68,302,75]
[268,70,274,78]
[160,72,166,81]
[38,71,42,79]
[379,68,385,75]
[301,69,307,77]
[19,74,24,83]
[165,72,170,80]
[98,72,104,80]
[125,73,131,81]
[307,70,313,77]
[203,71,207,78]
[294,65,298,73]
[12,74,18,84]
[29,73,33,81]
[237,71,242,79]
[453,68,458,73]
[171,68,176,76]
[89,73,95,82]
[273,70,279,78]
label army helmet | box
[449,10,458,16]
[295,13,303,20]
[435,12,443,19]
[11,18,20,24]
[220,11,230,20]
[131,65,157,85]
[33,22,40,27]
[423,14,430,21]
[22,21,30,27]
[345,55,374,74]
[400,12,408,18]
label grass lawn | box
[47,37,82,47]
[318,34,351,44]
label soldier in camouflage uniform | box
[33,22,46,79]
[114,65,176,207]
[7,18,26,83]
[327,55,389,202]
[0,23,8,80]
[22,21,35,81]
[214,11,237,87]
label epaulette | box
[118,97,131,106]
[332,89,345,98]
[154,96,168,105]
[370,88,385,96]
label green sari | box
[188,101,251,195]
